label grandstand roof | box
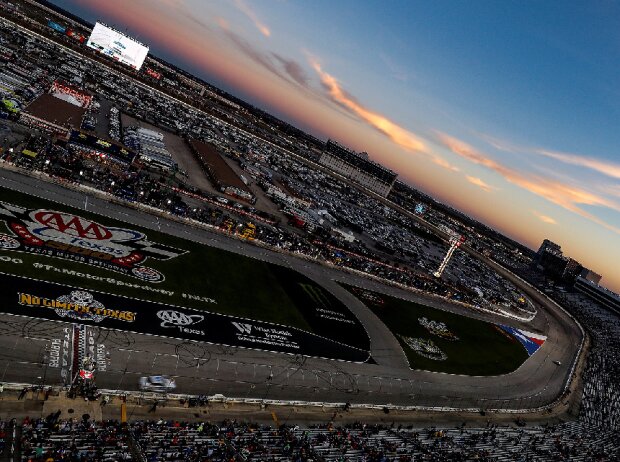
[189,139,252,195]
[323,139,397,184]
[25,93,86,129]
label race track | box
[0,167,584,410]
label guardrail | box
[76,387,575,416]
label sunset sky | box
[52,0,620,292]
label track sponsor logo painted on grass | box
[157,309,206,335]
[17,289,137,322]
[0,201,186,283]
[343,282,532,375]
[499,325,546,356]
[232,321,299,349]
[419,317,459,341]
[1,273,370,362]
[399,336,448,361]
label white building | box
[318,140,397,197]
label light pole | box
[434,233,466,278]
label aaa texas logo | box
[0,201,186,282]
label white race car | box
[138,375,176,392]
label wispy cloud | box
[532,210,557,225]
[436,132,620,234]
[215,21,292,83]
[477,132,521,153]
[431,156,460,172]
[310,58,425,153]
[309,58,459,171]
[478,132,620,182]
[272,53,309,88]
[214,21,319,94]
[606,185,620,198]
[466,175,496,192]
[232,0,271,37]
[379,52,410,82]
[535,149,620,181]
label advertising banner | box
[86,22,149,70]
[145,68,161,80]
[0,272,370,362]
[47,21,66,34]
[69,130,136,164]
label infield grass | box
[341,283,529,376]
[0,186,361,340]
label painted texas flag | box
[500,326,547,356]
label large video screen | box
[86,22,149,70]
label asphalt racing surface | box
[0,168,584,409]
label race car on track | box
[138,375,177,392]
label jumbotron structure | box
[434,229,466,278]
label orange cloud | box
[532,211,557,225]
[465,175,496,192]
[232,0,271,37]
[310,59,425,152]
[535,149,620,181]
[431,156,460,172]
[479,133,620,182]
[309,59,461,172]
[436,132,620,234]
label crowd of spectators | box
[16,416,616,461]
[1,3,619,461]
[20,415,132,461]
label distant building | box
[535,239,601,286]
[579,268,602,285]
[189,139,255,203]
[539,250,567,280]
[562,258,583,282]
[537,239,561,259]
[319,140,397,197]
[574,277,620,316]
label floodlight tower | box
[434,233,466,278]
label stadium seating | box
[20,417,132,461]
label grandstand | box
[0,3,618,461]
[123,126,176,171]
[319,139,397,197]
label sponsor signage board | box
[86,22,149,70]
[47,21,66,34]
[145,67,161,80]
[0,273,370,362]
[69,130,136,164]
